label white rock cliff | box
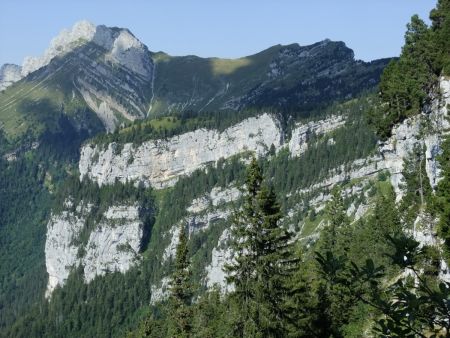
[0,64,22,91]
[45,201,145,297]
[79,113,283,188]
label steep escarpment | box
[79,113,348,188]
[79,113,282,188]
[3,1,450,335]
[37,75,450,320]
[45,201,150,296]
[43,179,154,297]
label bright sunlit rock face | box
[0,64,22,91]
[79,113,283,188]
[22,20,97,77]
[45,202,145,297]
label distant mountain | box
[0,20,389,148]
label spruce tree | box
[399,145,432,227]
[318,186,350,255]
[225,157,262,337]
[315,187,355,337]
[167,223,192,338]
[225,157,297,338]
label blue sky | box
[0,0,436,66]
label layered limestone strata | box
[187,186,241,214]
[45,202,144,297]
[4,21,154,131]
[380,77,450,199]
[22,20,96,77]
[201,78,450,291]
[290,77,450,202]
[162,186,240,262]
[80,114,283,188]
[55,77,450,295]
[79,113,349,189]
[288,115,346,156]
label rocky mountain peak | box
[21,20,97,77]
[20,20,151,78]
[98,26,152,78]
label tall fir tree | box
[318,186,351,256]
[225,157,262,337]
[225,157,298,338]
[167,223,192,338]
[314,186,356,337]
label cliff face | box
[45,201,147,297]
[78,74,449,196]
[79,113,283,188]
[79,113,348,188]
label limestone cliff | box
[45,201,147,297]
[79,113,348,188]
[79,114,283,188]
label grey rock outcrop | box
[204,229,233,292]
[288,115,346,156]
[45,201,145,297]
[290,77,450,202]
[380,77,450,199]
[3,20,154,131]
[82,205,143,283]
[79,113,350,189]
[79,113,282,188]
[0,64,22,91]
[187,186,241,214]
[45,201,91,298]
[162,186,240,262]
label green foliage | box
[167,224,193,337]
[430,0,450,74]
[434,137,450,261]
[400,145,433,224]
[3,2,450,337]
[225,158,298,337]
[373,4,450,139]
[149,41,388,118]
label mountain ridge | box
[0,20,389,150]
